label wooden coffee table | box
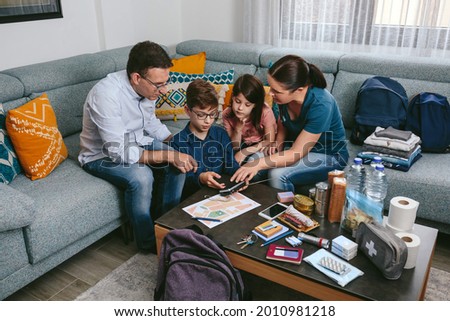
[154,183,438,301]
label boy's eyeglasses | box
[141,76,171,91]
[190,109,220,120]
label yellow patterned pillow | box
[170,52,206,74]
[6,93,68,180]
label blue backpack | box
[350,76,408,145]
[405,92,450,153]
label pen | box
[192,217,222,222]
[260,230,294,247]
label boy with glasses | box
[170,79,241,200]
[78,41,197,252]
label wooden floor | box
[5,229,450,301]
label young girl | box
[222,74,277,164]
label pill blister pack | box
[318,256,351,275]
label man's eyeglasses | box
[190,109,220,120]
[141,75,171,91]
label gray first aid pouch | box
[355,221,407,280]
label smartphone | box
[258,202,288,220]
[266,244,303,265]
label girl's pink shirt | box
[222,103,277,145]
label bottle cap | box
[373,156,382,162]
[354,157,362,164]
[375,164,385,171]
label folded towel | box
[374,126,412,141]
[364,127,421,152]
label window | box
[245,0,450,57]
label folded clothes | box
[364,127,421,152]
[358,146,421,167]
[358,152,422,172]
[374,126,412,141]
[362,143,420,159]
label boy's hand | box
[171,152,198,173]
[199,172,226,189]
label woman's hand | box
[199,172,225,189]
[231,160,260,183]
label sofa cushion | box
[1,104,22,184]
[6,93,68,181]
[0,73,24,103]
[0,183,35,232]
[64,133,81,161]
[30,80,99,137]
[2,54,115,96]
[9,159,123,264]
[171,52,206,74]
[0,229,30,280]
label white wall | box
[0,0,243,70]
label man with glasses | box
[78,41,197,252]
[170,79,240,201]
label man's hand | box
[170,152,198,173]
[199,172,226,189]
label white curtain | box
[244,0,450,57]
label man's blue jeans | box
[82,141,185,250]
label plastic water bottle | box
[365,164,388,203]
[370,156,382,169]
[367,156,383,176]
[346,157,366,194]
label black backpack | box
[154,226,246,301]
[405,92,450,153]
[350,76,408,145]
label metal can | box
[314,182,328,217]
[309,187,316,200]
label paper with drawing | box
[183,193,260,227]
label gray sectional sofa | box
[1,39,449,300]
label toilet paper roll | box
[388,196,419,232]
[396,232,421,269]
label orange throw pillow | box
[170,52,206,74]
[6,93,68,180]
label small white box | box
[332,235,358,260]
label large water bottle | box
[346,157,366,194]
[365,164,388,203]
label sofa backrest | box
[176,39,272,82]
[0,44,166,138]
[332,53,450,129]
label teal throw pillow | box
[170,69,234,84]
[1,104,22,184]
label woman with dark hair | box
[231,55,348,192]
[222,74,277,164]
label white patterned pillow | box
[0,104,22,184]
